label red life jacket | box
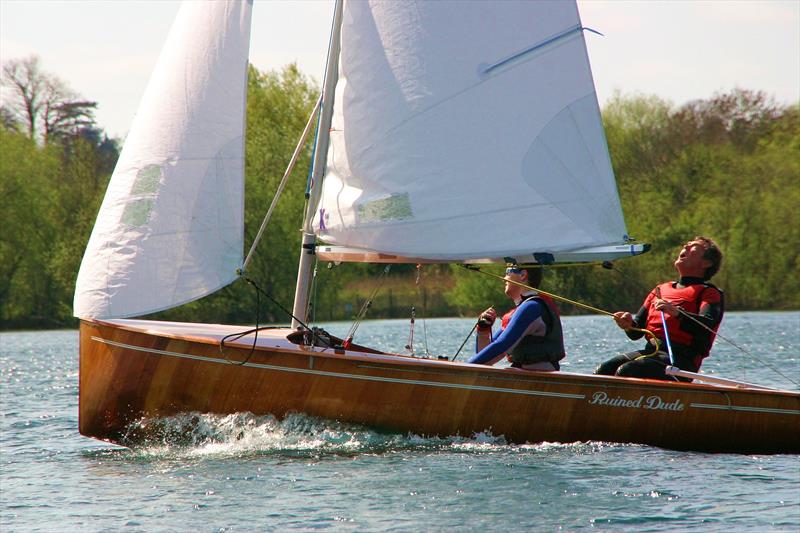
[643,281,723,361]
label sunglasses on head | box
[505,266,524,276]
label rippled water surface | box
[1,312,798,531]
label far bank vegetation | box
[1,56,797,329]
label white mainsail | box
[313,0,629,261]
[73,0,253,319]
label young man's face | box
[674,240,711,276]
[504,267,526,298]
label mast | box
[291,0,343,329]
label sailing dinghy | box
[74,0,799,454]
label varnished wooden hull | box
[79,319,800,453]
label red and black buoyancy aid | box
[501,293,566,365]
[643,281,723,361]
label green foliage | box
[0,129,58,325]
[623,90,799,311]
[0,128,108,326]
[47,138,109,320]
[2,76,797,329]
[445,265,507,316]
[1,56,120,327]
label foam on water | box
[110,411,637,462]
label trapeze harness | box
[468,292,565,369]
[630,277,724,370]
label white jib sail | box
[73,0,253,319]
[314,0,628,261]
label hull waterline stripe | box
[91,336,585,400]
[689,402,800,415]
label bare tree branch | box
[1,55,46,139]
[1,55,98,144]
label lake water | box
[2,312,798,531]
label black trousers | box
[595,347,698,382]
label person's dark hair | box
[525,267,543,288]
[695,236,723,280]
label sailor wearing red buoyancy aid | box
[596,237,724,381]
[468,267,565,371]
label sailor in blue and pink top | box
[468,267,565,371]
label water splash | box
[111,411,622,459]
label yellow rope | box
[462,265,660,354]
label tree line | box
[1,57,118,328]
[1,56,797,329]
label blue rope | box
[304,97,323,198]
[659,311,676,366]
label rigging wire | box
[241,97,321,273]
[343,265,392,348]
[676,307,799,386]
[242,276,311,330]
[405,306,416,354]
[452,321,479,361]
[309,258,320,324]
[414,264,430,356]
[220,276,333,363]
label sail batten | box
[73,1,253,319]
[314,0,629,261]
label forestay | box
[314,0,628,261]
[73,0,253,319]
